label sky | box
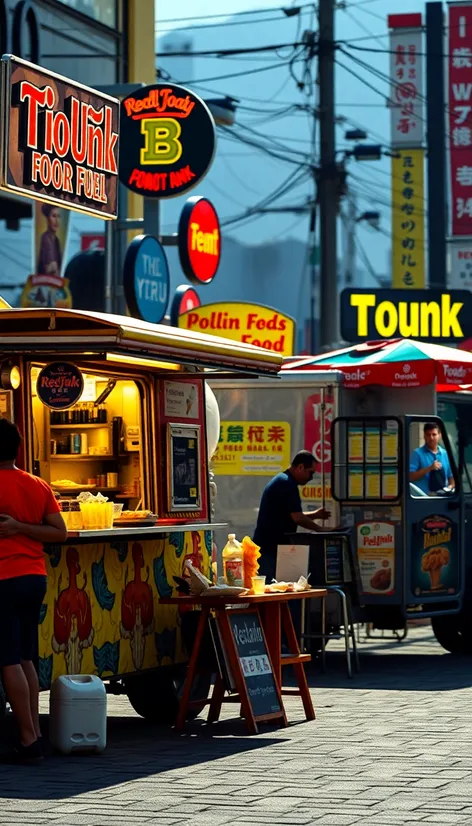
[156,0,430,280]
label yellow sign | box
[0,296,11,309]
[392,149,425,288]
[178,302,295,356]
[343,290,470,342]
[212,421,291,476]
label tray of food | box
[113,510,157,527]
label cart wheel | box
[432,614,472,655]
[124,668,211,723]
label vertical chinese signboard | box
[388,14,425,289]
[391,149,425,289]
[448,3,472,282]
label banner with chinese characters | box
[449,3,472,236]
[388,14,424,147]
[212,421,291,476]
[391,149,426,288]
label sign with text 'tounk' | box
[178,302,295,355]
[391,149,426,288]
[0,56,119,218]
[340,289,472,343]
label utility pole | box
[318,0,337,350]
[344,194,356,287]
[426,2,447,290]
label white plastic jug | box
[49,674,107,755]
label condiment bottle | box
[222,534,245,587]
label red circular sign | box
[178,196,221,285]
[170,285,201,326]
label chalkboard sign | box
[36,362,84,410]
[167,424,201,512]
[228,610,282,718]
[325,538,343,583]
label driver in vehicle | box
[409,422,454,495]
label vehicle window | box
[409,419,456,498]
[438,400,472,494]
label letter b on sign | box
[140,118,182,165]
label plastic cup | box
[252,575,266,595]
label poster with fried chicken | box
[412,515,458,597]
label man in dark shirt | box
[253,450,330,582]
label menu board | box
[325,538,343,583]
[228,610,282,718]
[348,466,364,498]
[382,420,399,462]
[348,427,364,462]
[167,424,201,512]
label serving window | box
[29,363,151,513]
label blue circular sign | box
[123,234,170,324]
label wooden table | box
[160,589,327,734]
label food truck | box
[0,306,282,720]
[210,338,472,655]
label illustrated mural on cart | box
[38,531,212,689]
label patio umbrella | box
[282,339,472,391]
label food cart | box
[210,339,472,654]
[0,306,282,721]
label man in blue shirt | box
[409,422,454,494]
[253,450,330,582]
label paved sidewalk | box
[1,626,472,826]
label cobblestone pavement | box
[1,625,472,826]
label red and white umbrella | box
[283,339,472,391]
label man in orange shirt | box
[0,418,67,762]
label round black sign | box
[119,83,216,199]
[36,362,84,410]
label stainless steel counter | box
[65,522,227,540]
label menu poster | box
[382,420,399,463]
[164,381,199,420]
[365,427,380,463]
[366,467,381,498]
[348,466,364,499]
[382,467,399,499]
[168,424,201,511]
[325,538,343,583]
[357,521,395,596]
[348,427,363,462]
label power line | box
[157,8,314,33]
[164,55,305,87]
[340,5,388,49]
[157,40,304,58]
[157,3,316,25]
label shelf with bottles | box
[49,403,109,426]
[50,454,117,461]
[50,423,109,430]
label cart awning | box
[0,308,282,375]
[282,339,472,390]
